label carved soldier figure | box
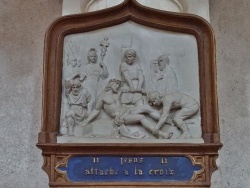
[65,38,81,68]
[61,74,94,136]
[82,79,172,139]
[120,49,145,106]
[148,91,199,139]
[151,55,178,94]
[83,48,109,102]
[63,38,82,79]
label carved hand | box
[114,115,124,126]
[99,61,105,68]
[79,73,87,81]
[157,75,164,80]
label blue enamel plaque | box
[57,156,202,182]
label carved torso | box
[163,91,198,109]
[100,92,121,118]
[67,89,90,108]
[120,62,143,104]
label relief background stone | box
[59,22,201,141]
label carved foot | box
[158,131,173,139]
[119,125,145,139]
[150,128,173,139]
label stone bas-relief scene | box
[58,21,202,143]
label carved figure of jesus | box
[82,79,172,139]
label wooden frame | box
[37,0,222,187]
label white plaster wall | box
[2,0,250,188]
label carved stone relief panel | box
[38,1,221,187]
[58,21,202,143]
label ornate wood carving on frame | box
[37,0,222,187]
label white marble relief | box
[150,55,178,94]
[59,21,202,143]
[60,74,94,136]
[147,91,199,139]
[83,47,109,103]
[81,79,173,139]
[120,49,145,106]
[63,37,82,78]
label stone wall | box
[1,0,250,187]
[0,0,62,187]
[210,1,250,188]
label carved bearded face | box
[148,92,162,106]
[151,97,161,106]
[158,56,169,71]
[110,82,120,93]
